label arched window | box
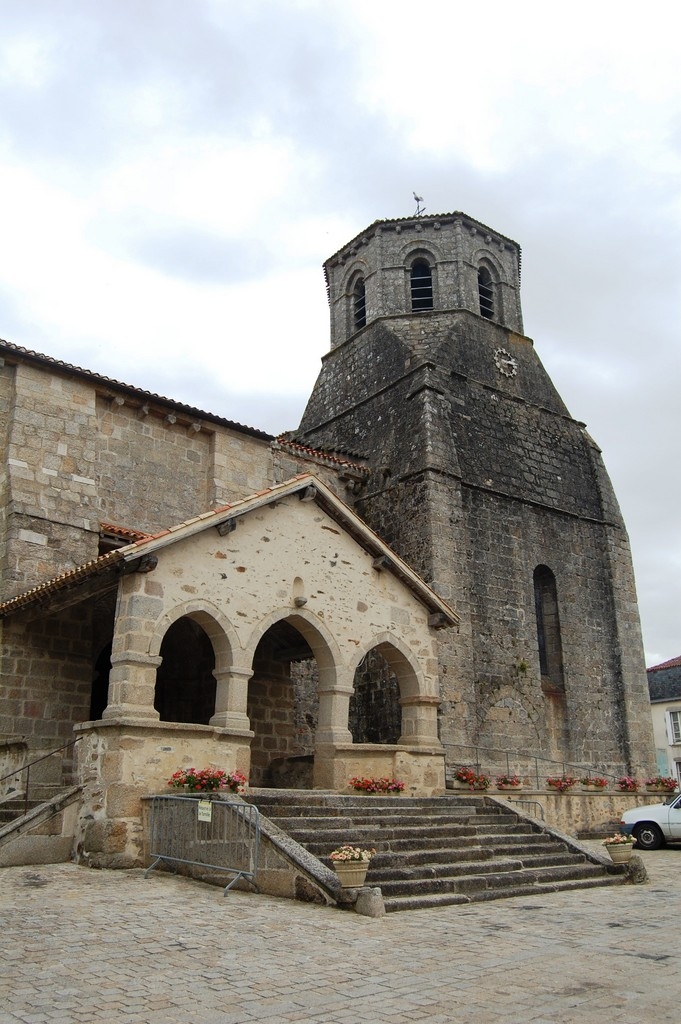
[478,266,494,320]
[353,276,366,330]
[533,565,565,690]
[410,259,433,311]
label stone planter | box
[333,862,370,888]
[645,786,672,797]
[580,784,607,793]
[448,778,473,790]
[496,785,522,793]
[604,843,634,864]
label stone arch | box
[149,601,241,727]
[340,259,370,337]
[154,617,217,724]
[349,633,439,747]
[244,606,340,682]
[469,247,506,282]
[396,238,446,265]
[149,600,240,674]
[244,608,346,786]
[349,632,427,700]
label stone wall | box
[0,604,94,752]
[74,721,251,867]
[0,356,275,603]
[298,294,654,774]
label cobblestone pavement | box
[1,844,679,1024]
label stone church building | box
[0,211,654,864]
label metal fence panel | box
[145,795,260,894]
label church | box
[0,211,655,866]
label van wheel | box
[633,823,664,850]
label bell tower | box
[324,212,524,350]
[297,212,654,776]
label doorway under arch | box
[154,616,217,724]
[350,649,401,744]
[248,619,320,788]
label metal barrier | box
[145,795,260,894]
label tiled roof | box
[100,522,152,542]
[0,474,458,626]
[0,338,273,441]
[648,655,681,672]
[274,438,370,476]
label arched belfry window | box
[410,259,433,311]
[353,276,366,330]
[533,565,565,690]
[478,266,494,320]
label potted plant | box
[472,773,491,791]
[451,766,477,790]
[616,776,639,792]
[644,775,678,795]
[495,773,522,791]
[348,776,405,794]
[328,844,376,887]
[580,776,609,791]
[546,775,578,793]
[168,767,247,794]
[601,832,635,863]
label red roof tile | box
[647,655,681,673]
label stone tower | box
[296,212,654,774]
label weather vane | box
[413,192,425,217]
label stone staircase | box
[244,791,625,912]
[0,794,46,826]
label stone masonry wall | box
[0,358,274,601]
[0,604,94,753]
[298,297,654,774]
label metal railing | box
[505,798,546,821]
[145,795,261,894]
[442,742,629,788]
[0,738,81,817]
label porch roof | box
[0,474,459,627]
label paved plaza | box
[1,844,679,1024]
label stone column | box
[209,666,254,732]
[315,665,353,745]
[100,576,164,723]
[398,693,442,747]
[102,651,162,722]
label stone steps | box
[0,797,44,825]
[243,791,624,912]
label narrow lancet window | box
[410,259,433,311]
[478,266,494,319]
[534,565,565,689]
[353,276,366,330]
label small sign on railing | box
[197,799,212,822]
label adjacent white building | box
[647,656,681,784]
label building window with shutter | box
[668,710,681,744]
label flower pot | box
[496,784,522,792]
[604,844,634,864]
[645,785,667,795]
[333,862,369,888]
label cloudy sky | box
[0,1,678,666]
